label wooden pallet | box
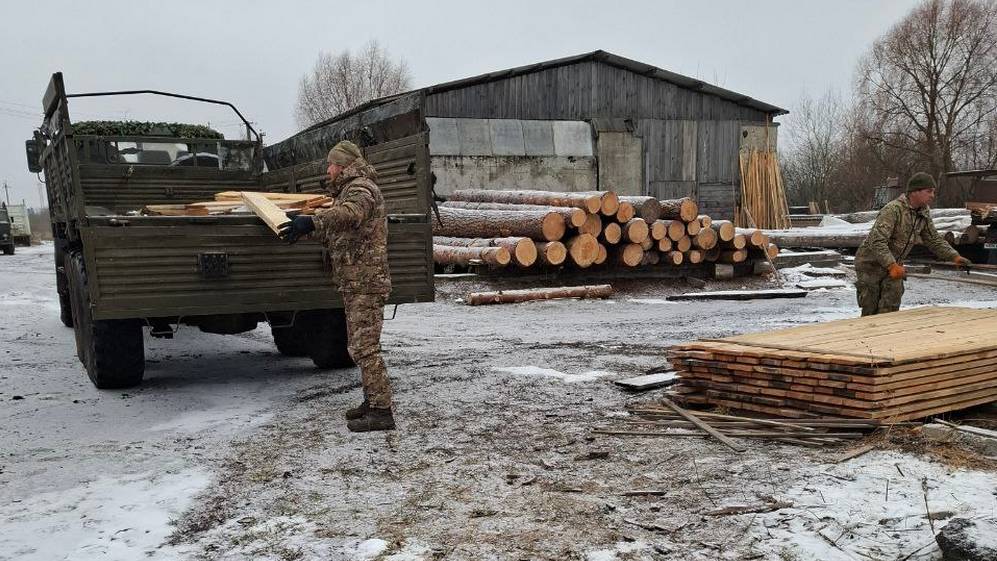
[668,306,997,420]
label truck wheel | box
[271,320,309,357]
[2,244,13,255]
[301,309,355,369]
[67,252,145,388]
[55,241,73,327]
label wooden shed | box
[266,50,787,221]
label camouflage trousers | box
[343,291,393,409]
[854,264,905,317]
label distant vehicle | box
[25,73,433,389]
[5,203,32,245]
[0,204,15,255]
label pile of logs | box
[432,189,779,272]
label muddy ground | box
[2,243,996,561]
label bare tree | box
[856,0,997,189]
[781,90,848,207]
[294,41,413,128]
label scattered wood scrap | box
[142,191,332,217]
[464,284,613,306]
[666,289,808,301]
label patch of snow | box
[147,407,273,434]
[585,540,651,561]
[797,279,848,290]
[626,298,676,305]
[494,366,615,383]
[0,469,210,561]
[751,451,997,561]
[384,541,433,561]
[354,538,389,559]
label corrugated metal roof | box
[424,50,788,116]
[300,50,787,134]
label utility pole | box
[2,181,10,206]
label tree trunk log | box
[614,201,636,223]
[658,238,673,252]
[536,241,567,266]
[601,222,622,244]
[465,284,614,306]
[617,243,644,267]
[640,250,661,266]
[447,189,602,214]
[705,246,721,261]
[693,227,718,250]
[686,250,704,264]
[640,237,654,250]
[711,220,735,242]
[433,236,538,267]
[660,197,699,222]
[686,219,702,236]
[440,200,587,228]
[622,218,650,243]
[719,249,748,263]
[433,244,511,266]
[722,234,747,250]
[566,233,600,268]
[698,215,713,228]
[658,219,686,241]
[735,228,765,247]
[579,213,603,236]
[618,196,662,222]
[676,235,692,253]
[598,191,620,216]
[834,207,970,223]
[762,230,867,248]
[664,251,684,265]
[434,206,566,241]
[649,219,667,241]
[766,243,779,259]
[594,243,608,265]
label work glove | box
[953,256,972,270]
[888,263,906,280]
[278,215,315,244]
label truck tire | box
[66,252,145,389]
[55,240,73,327]
[2,244,13,255]
[270,320,309,357]
[301,309,355,369]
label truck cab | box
[0,205,14,255]
[25,72,434,389]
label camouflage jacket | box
[313,157,391,295]
[854,194,958,270]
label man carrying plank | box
[854,172,971,316]
[278,141,396,432]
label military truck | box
[25,73,433,389]
[6,203,32,246]
[0,204,15,254]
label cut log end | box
[537,241,567,266]
[541,213,568,241]
[623,218,650,244]
[665,251,684,265]
[567,233,600,268]
[712,220,736,242]
[599,192,620,216]
[602,222,622,244]
[595,243,608,265]
[580,213,603,236]
[686,220,702,236]
[687,250,704,264]
[658,238,673,252]
[676,236,692,253]
[615,201,635,223]
[617,243,644,267]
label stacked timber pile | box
[668,307,997,421]
[433,189,778,273]
[764,208,985,249]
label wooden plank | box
[659,397,746,452]
[241,191,291,235]
[614,371,679,391]
[666,289,807,301]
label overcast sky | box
[0,0,919,208]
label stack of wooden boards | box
[668,306,997,421]
[142,191,332,217]
[766,208,986,249]
[433,189,779,271]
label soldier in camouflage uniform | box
[279,141,395,432]
[854,172,971,316]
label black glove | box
[278,215,315,244]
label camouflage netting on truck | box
[73,120,224,139]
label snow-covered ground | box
[2,243,996,560]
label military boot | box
[344,400,369,421]
[347,408,395,432]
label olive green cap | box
[327,140,362,166]
[907,172,936,192]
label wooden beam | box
[241,191,291,235]
[659,397,747,452]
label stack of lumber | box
[737,149,790,229]
[142,192,332,217]
[668,307,997,421]
[966,202,997,225]
[433,189,779,272]
[764,208,984,249]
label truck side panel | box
[81,221,431,320]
